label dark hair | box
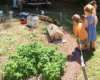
[72,14,80,23]
[84,4,94,14]
[80,15,85,20]
[88,0,97,9]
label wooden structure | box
[27,1,51,6]
[47,24,63,41]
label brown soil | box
[61,30,81,80]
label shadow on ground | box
[67,49,94,65]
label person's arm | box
[84,18,88,28]
[73,26,78,36]
[95,15,98,26]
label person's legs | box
[17,0,21,7]
[91,42,96,50]
[78,44,81,50]
[82,44,85,50]
[20,1,23,11]
[92,42,95,48]
[13,0,19,8]
[13,0,17,7]
[84,38,88,50]
[19,0,26,11]
[87,42,90,50]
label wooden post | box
[36,7,38,14]
[60,12,62,26]
[82,66,88,80]
[1,16,3,22]
[6,4,9,16]
[4,14,6,22]
[81,54,88,80]
[0,18,1,23]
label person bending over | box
[72,14,88,52]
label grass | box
[24,26,28,30]
[39,23,48,34]
[0,48,7,56]
[0,34,17,56]
[77,13,100,80]
[33,33,38,37]
[6,32,17,36]
[21,34,31,39]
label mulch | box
[61,30,82,80]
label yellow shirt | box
[73,23,88,40]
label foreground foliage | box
[2,42,66,80]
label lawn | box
[0,3,100,80]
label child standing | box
[84,4,97,50]
[80,15,86,26]
[88,0,98,25]
[72,14,88,52]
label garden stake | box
[60,12,62,26]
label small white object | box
[34,30,36,34]
[9,11,13,19]
[41,11,44,15]
[0,11,3,18]
[10,11,13,14]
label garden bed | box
[0,19,67,80]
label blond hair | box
[88,0,97,10]
[72,14,80,23]
[84,4,95,14]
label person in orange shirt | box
[72,14,88,52]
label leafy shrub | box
[2,42,66,80]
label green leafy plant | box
[33,33,38,37]
[40,26,47,31]
[24,27,28,30]
[40,25,47,34]
[2,42,67,80]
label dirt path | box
[61,30,82,80]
